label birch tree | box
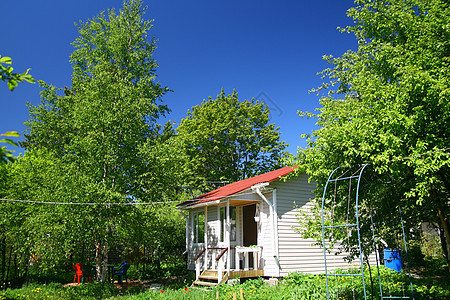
[23,0,168,280]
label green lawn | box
[1,265,448,300]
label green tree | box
[0,55,34,91]
[137,122,189,201]
[297,0,450,269]
[2,149,128,285]
[23,0,168,280]
[0,131,20,164]
[177,90,288,191]
[1,54,34,162]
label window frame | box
[192,211,205,245]
[219,206,236,243]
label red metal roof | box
[178,166,296,207]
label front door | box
[243,204,257,246]
[242,204,258,269]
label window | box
[193,212,205,244]
[220,206,236,242]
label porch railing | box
[194,247,233,282]
[235,246,263,271]
[194,246,263,283]
[194,248,206,280]
[215,247,231,283]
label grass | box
[1,263,448,299]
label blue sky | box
[1,0,357,155]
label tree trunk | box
[13,254,18,287]
[5,245,12,289]
[437,207,450,272]
[95,241,109,282]
[432,172,450,273]
[438,223,448,260]
[1,236,5,287]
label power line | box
[0,190,264,206]
[5,147,446,207]
[0,198,178,206]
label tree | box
[1,54,34,162]
[137,122,189,200]
[0,55,34,91]
[0,54,35,285]
[23,0,168,280]
[177,90,288,191]
[0,132,20,164]
[1,149,131,286]
[297,0,450,269]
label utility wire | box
[0,198,178,206]
[0,190,264,206]
[2,148,447,207]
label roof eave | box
[179,183,272,210]
[179,199,221,210]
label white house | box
[177,166,361,286]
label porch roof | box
[177,166,296,208]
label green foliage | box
[0,131,20,164]
[136,123,189,201]
[3,147,187,284]
[65,282,119,299]
[116,204,186,280]
[1,1,187,284]
[0,265,448,299]
[0,55,35,91]
[0,282,119,299]
[297,0,450,266]
[177,89,288,190]
[0,163,8,197]
[24,0,168,195]
[2,149,121,281]
[19,0,173,282]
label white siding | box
[185,173,377,275]
[257,191,279,277]
[272,174,377,276]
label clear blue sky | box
[1,0,357,155]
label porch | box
[192,246,264,287]
[179,180,281,286]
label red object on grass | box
[72,263,84,284]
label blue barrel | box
[384,248,402,272]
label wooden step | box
[193,280,217,287]
[201,270,218,277]
[191,269,229,288]
[198,275,218,281]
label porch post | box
[226,200,231,273]
[204,206,208,271]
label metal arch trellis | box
[321,164,415,300]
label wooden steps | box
[193,280,217,287]
[192,270,228,287]
[192,269,263,287]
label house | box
[177,166,360,286]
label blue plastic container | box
[384,248,402,272]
